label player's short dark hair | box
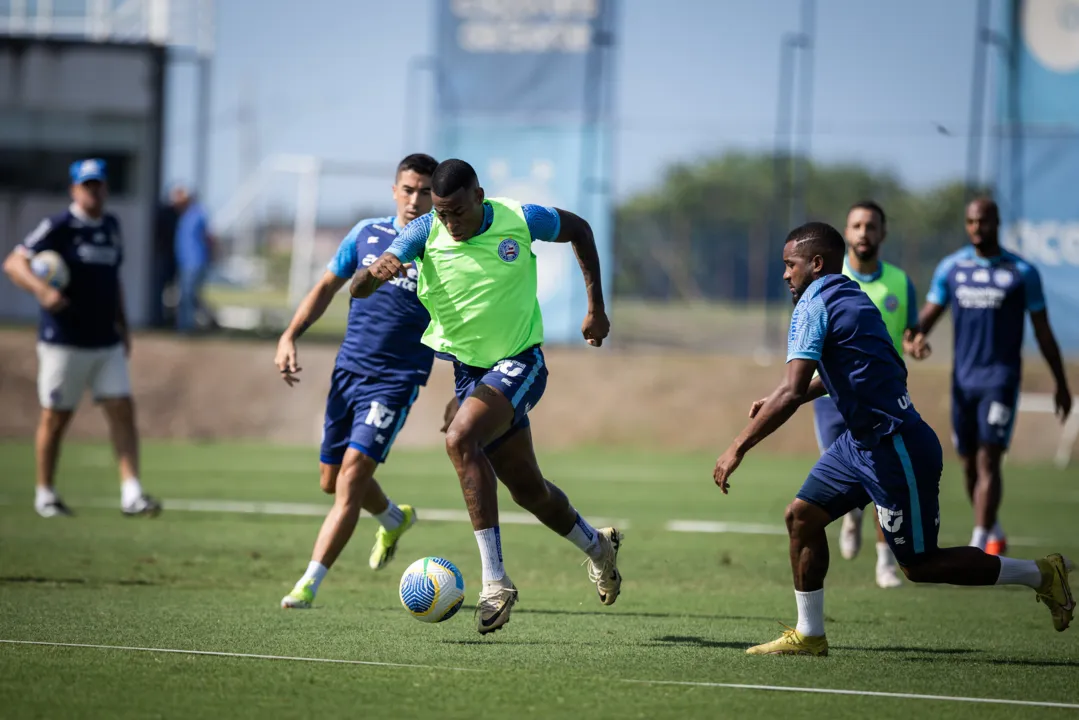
[785,221,846,269]
[848,200,886,227]
[397,153,438,179]
[431,159,478,197]
[969,196,999,219]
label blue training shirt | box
[18,205,123,349]
[327,215,434,385]
[926,246,1045,390]
[387,202,561,263]
[789,274,921,448]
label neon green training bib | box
[843,260,911,355]
[415,197,544,368]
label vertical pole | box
[288,159,321,309]
[195,56,212,197]
[791,0,816,228]
[966,0,991,198]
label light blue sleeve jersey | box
[327,218,390,279]
[387,203,562,264]
[787,278,830,363]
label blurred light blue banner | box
[434,0,616,346]
[997,0,1079,352]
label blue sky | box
[164,0,998,220]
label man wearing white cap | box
[3,159,161,518]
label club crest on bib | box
[884,294,899,313]
[497,238,520,262]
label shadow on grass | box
[651,635,980,655]
[0,576,155,587]
[515,608,874,624]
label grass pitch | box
[0,441,1076,719]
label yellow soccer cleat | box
[746,625,829,656]
[1035,554,1075,632]
[369,505,417,571]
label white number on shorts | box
[364,401,396,430]
[494,360,525,378]
[986,401,1013,427]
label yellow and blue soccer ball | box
[399,556,465,623]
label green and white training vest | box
[843,260,911,355]
[415,197,544,368]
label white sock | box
[795,589,826,637]
[989,522,1005,541]
[563,513,602,561]
[374,501,404,531]
[995,557,1043,589]
[876,542,896,568]
[297,561,328,594]
[475,527,505,583]
[970,526,989,550]
[35,486,57,507]
[121,477,143,506]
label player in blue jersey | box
[274,154,439,609]
[3,159,161,519]
[916,198,1072,556]
[815,201,923,589]
[712,221,1074,656]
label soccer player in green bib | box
[350,159,621,635]
[812,201,927,589]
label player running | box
[276,153,438,609]
[814,201,922,589]
[915,198,1071,555]
[351,159,621,635]
[3,159,160,519]
[713,221,1073,656]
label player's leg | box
[952,384,992,549]
[873,518,902,589]
[444,378,519,633]
[486,424,623,605]
[282,374,419,608]
[33,342,92,517]
[94,344,160,517]
[747,439,869,656]
[868,421,1073,631]
[283,451,379,609]
[814,397,863,561]
[980,386,1018,555]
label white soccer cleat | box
[876,564,903,589]
[588,527,624,606]
[475,578,517,635]
[122,494,162,518]
[35,497,74,518]
[839,510,863,560]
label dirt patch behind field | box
[0,328,1073,463]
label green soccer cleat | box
[281,580,316,609]
[369,505,417,571]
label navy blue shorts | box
[952,383,1020,456]
[812,395,846,453]
[320,367,421,465]
[454,345,547,452]
[796,419,943,566]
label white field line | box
[2,640,1077,710]
[664,520,1048,547]
[69,497,631,530]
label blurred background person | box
[173,186,215,333]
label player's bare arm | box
[910,302,946,360]
[714,358,818,493]
[552,209,609,347]
[748,374,827,418]
[2,249,68,313]
[275,270,348,386]
[116,281,131,357]
[1029,309,1073,421]
[349,253,404,299]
